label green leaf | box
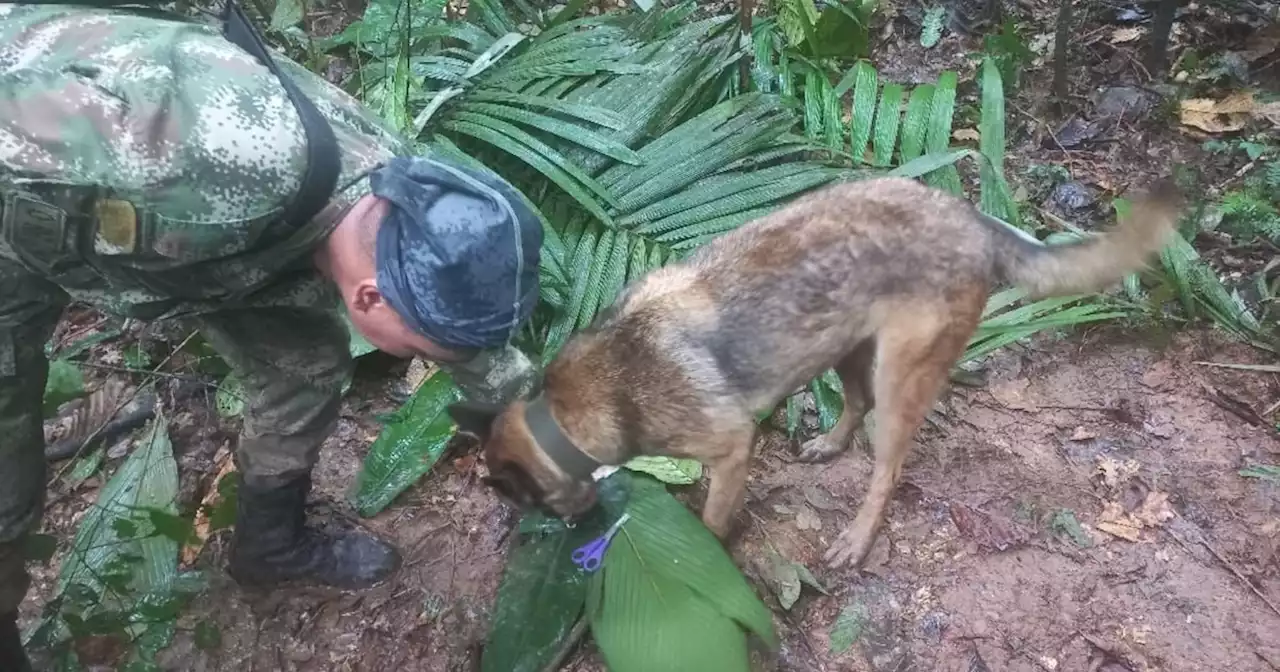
[1240,464,1280,484]
[193,620,222,652]
[622,456,703,485]
[443,116,617,225]
[978,57,1011,220]
[456,101,644,165]
[270,0,304,31]
[123,343,152,370]
[350,370,464,517]
[67,448,105,487]
[845,61,877,163]
[112,517,139,540]
[1050,508,1092,548]
[920,5,946,48]
[215,373,246,419]
[775,0,819,48]
[888,148,974,179]
[829,601,868,653]
[23,533,58,563]
[809,3,870,59]
[43,358,85,417]
[480,514,604,672]
[923,70,961,194]
[144,509,197,546]
[872,82,904,167]
[898,84,934,163]
[48,409,180,644]
[589,474,778,663]
[810,370,843,433]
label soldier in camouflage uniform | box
[0,4,543,668]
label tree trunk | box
[1052,0,1072,103]
[739,0,755,92]
[1147,0,1181,78]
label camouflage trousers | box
[0,256,353,615]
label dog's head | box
[447,400,599,522]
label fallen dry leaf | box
[1180,92,1255,133]
[952,128,981,142]
[1096,457,1141,491]
[181,445,236,567]
[1110,27,1143,44]
[948,502,1029,553]
[1096,490,1175,543]
[1070,426,1099,441]
[795,505,822,531]
[1255,101,1280,127]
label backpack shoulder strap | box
[219,0,340,230]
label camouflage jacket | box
[0,3,412,320]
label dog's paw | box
[796,435,850,463]
[823,527,872,569]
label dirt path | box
[21,325,1275,672]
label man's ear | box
[447,401,503,441]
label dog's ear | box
[447,401,503,442]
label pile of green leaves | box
[24,411,220,671]
[481,470,777,672]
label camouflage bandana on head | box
[370,156,542,352]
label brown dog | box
[448,176,1182,569]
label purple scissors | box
[571,513,631,573]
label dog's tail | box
[983,180,1184,299]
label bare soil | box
[15,1,1280,671]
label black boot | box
[1,611,32,672]
[227,472,401,590]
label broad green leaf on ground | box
[774,0,819,48]
[481,515,605,672]
[978,56,1017,223]
[67,448,105,488]
[920,5,946,48]
[214,374,246,419]
[828,601,868,653]
[1050,508,1092,548]
[484,476,632,671]
[44,358,85,417]
[622,456,703,484]
[810,369,843,433]
[1240,464,1280,484]
[41,409,180,645]
[962,288,1134,364]
[764,549,828,610]
[270,0,304,31]
[922,71,961,194]
[1155,231,1273,351]
[588,474,777,672]
[350,369,464,517]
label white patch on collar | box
[592,465,620,482]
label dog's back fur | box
[545,177,1179,461]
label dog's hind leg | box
[824,300,982,569]
[797,338,877,463]
[697,426,758,539]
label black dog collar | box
[523,395,600,481]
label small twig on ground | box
[1166,515,1280,621]
[49,332,199,479]
[539,615,589,672]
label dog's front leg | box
[698,430,756,539]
